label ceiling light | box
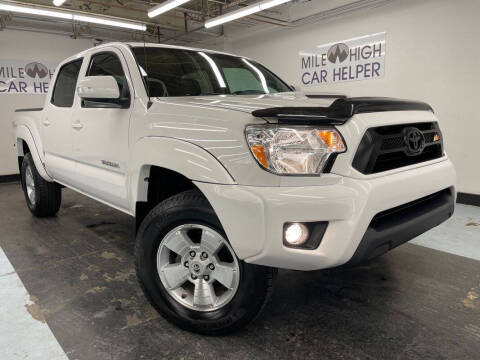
[0,2,146,31]
[205,5,260,29]
[53,0,67,6]
[260,0,292,11]
[0,2,72,19]
[148,0,192,18]
[205,0,292,28]
[73,14,146,31]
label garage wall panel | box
[0,30,92,176]
[224,0,479,194]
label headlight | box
[245,125,346,175]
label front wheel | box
[135,189,276,335]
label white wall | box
[0,30,92,176]
[224,0,480,194]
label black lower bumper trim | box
[345,187,454,267]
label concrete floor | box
[0,181,479,360]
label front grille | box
[352,122,444,174]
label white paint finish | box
[150,91,338,113]
[0,247,68,360]
[71,47,133,210]
[196,158,456,270]
[412,204,480,262]
[13,124,53,181]
[130,137,236,209]
[0,29,92,176]
[12,43,457,271]
[224,0,480,194]
[140,92,337,187]
[77,76,120,99]
[42,106,76,183]
[72,160,129,212]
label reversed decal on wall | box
[299,32,386,86]
[0,60,56,94]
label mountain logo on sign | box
[25,62,49,79]
[327,43,349,64]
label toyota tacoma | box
[13,43,456,335]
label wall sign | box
[299,32,386,86]
[0,60,56,94]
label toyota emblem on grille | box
[403,127,425,156]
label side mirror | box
[78,76,120,100]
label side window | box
[51,59,83,107]
[87,52,128,96]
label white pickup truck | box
[13,42,456,335]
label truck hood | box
[143,92,435,187]
[150,92,342,114]
[151,92,433,125]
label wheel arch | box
[16,125,53,181]
[131,137,235,228]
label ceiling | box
[0,0,392,45]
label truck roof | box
[62,42,238,65]
[125,42,237,57]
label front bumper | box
[195,159,456,271]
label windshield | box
[132,47,292,97]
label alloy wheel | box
[156,224,240,312]
[25,165,36,205]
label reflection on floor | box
[412,204,480,261]
[0,182,479,360]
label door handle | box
[42,119,51,127]
[72,122,84,130]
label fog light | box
[284,223,309,246]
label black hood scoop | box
[251,97,433,125]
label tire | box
[21,153,61,217]
[135,189,276,335]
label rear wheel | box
[135,189,276,335]
[21,153,61,217]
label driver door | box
[70,47,133,212]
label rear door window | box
[51,59,83,107]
